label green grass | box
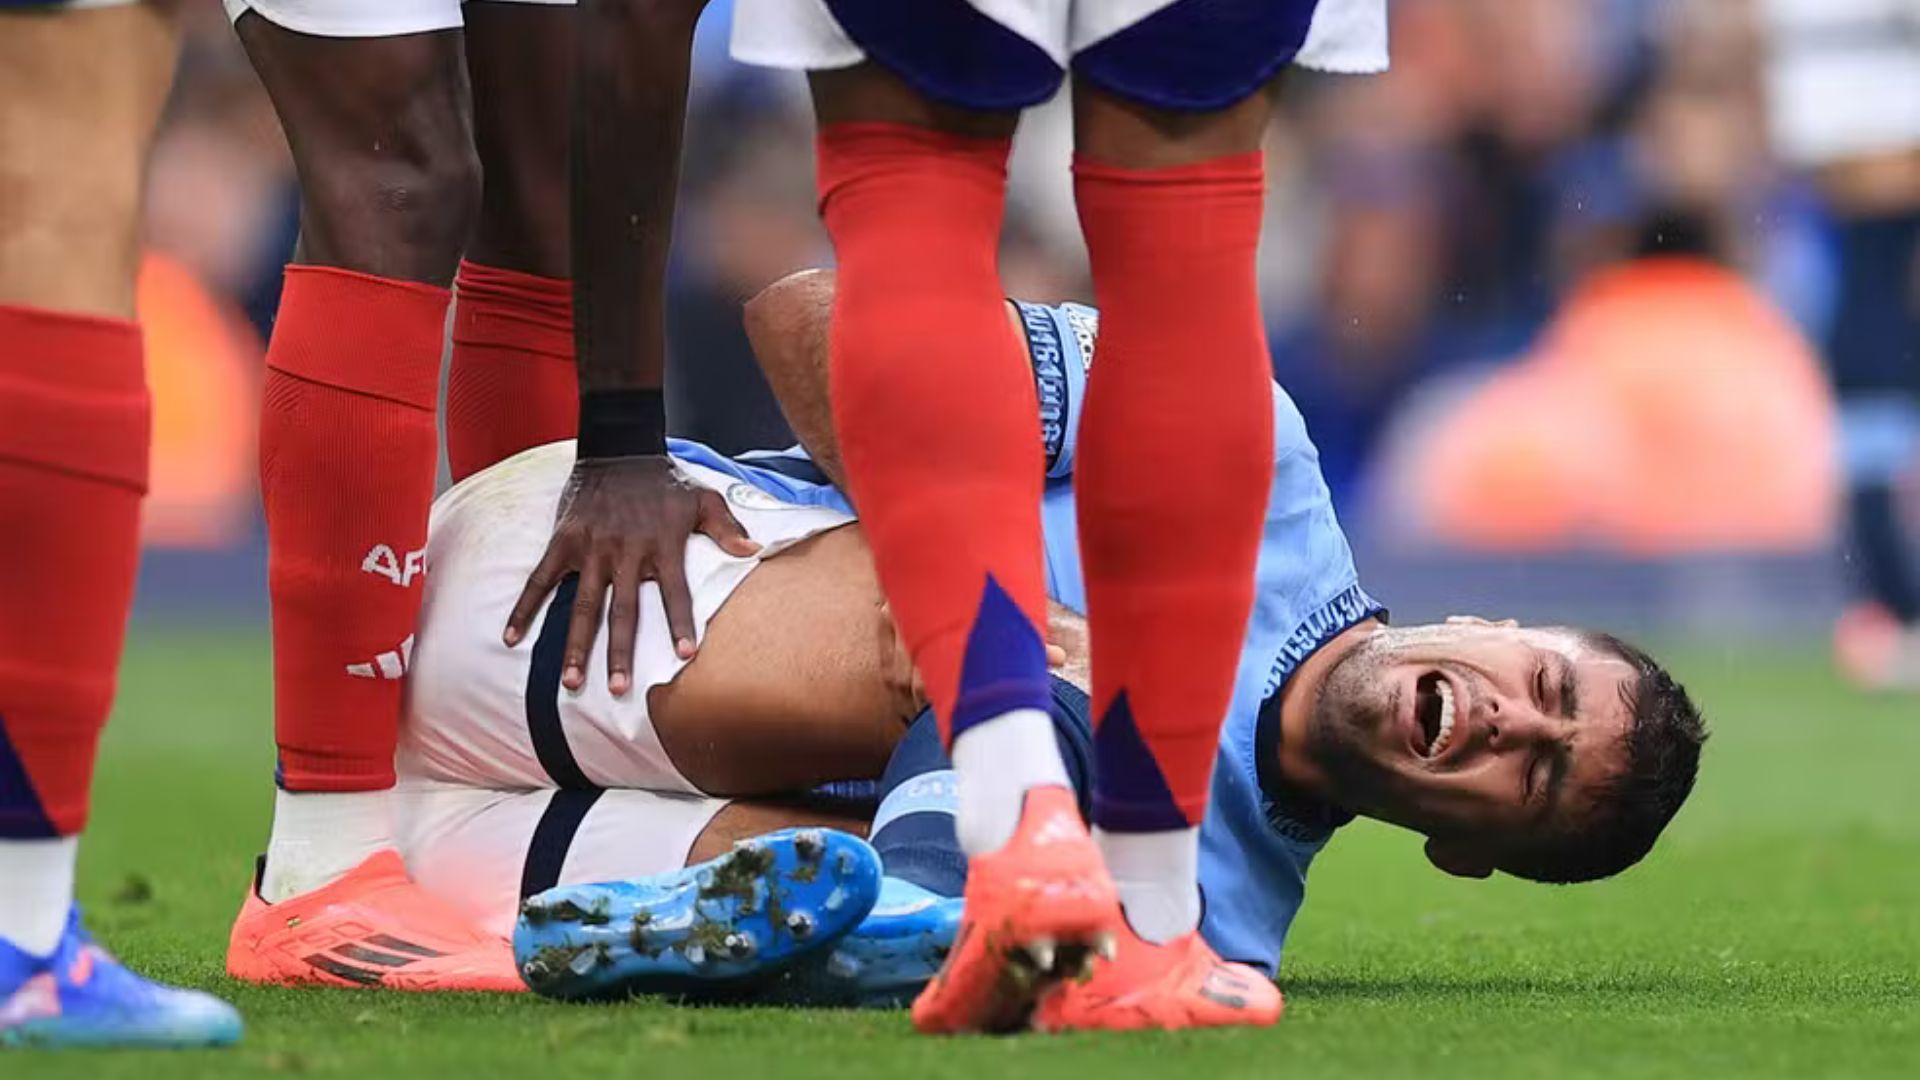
[13,630,1920,1078]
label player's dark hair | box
[1501,632,1707,885]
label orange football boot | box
[226,850,523,993]
[1033,926,1283,1033]
[910,786,1122,1034]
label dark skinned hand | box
[503,455,760,695]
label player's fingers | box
[656,544,699,660]
[699,492,761,557]
[1046,642,1067,669]
[563,561,609,692]
[504,545,569,646]
[605,563,640,698]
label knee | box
[0,158,144,313]
[380,140,483,269]
[297,115,482,285]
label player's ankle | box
[0,835,79,957]
[951,708,1070,856]
[259,789,395,903]
[1095,826,1202,945]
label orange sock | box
[260,266,446,793]
[447,260,577,483]
[815,123,1051,740]
[0,304,148,837]
[1073,152,1275,830]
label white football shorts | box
[221,0,574,38]
[394,782,728,938]
[400,441,856,794]
[732,0,1389,111]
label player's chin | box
[1340,757,1436,830]
[1347,723,1425,788]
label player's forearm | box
[1046,601,1091,693]
[743,270,1038,494]
[743,269,848,488]
[570,0,708,449]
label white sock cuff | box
[1096,825,1203,945]
[260,788,396,903]
[0,835,80,957]
[951,707,1070,855]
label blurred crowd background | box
[133,0,1919,667]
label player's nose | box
[1484,708,1560,751]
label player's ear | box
[1444,615,1519,629]
[1425,837,1494,879]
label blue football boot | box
[513,828,881,1001]
[769,876,962,1008]
[1,907,242,1050]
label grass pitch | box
[11,629,1918,1078]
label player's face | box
[1307,622,1636,864]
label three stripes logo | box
[346,635,415,681]
[1198,964,1256,1010]
[345,542,424,680]
[300,934,447,987]
[1029,811,1084,848]
[0,972,59,1026]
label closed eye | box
[1537,745,1572,814]
[1557,658,1580,721]
[1525,752,1559,812]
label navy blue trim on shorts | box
[526,575,597,790]
[519,788,606,900]
[1074,0,1322,112]
[825,0,1064,111]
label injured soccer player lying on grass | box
[386,270,1707,1010]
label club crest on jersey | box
[361,544,425,588]
[725,482,796,514]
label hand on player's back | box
[503,455,760,695]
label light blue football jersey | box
[668,300,1383,977]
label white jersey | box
[399,441,854,795]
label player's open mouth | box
[1413,672,1456,760]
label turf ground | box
[11,630,1919,1078]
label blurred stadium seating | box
[133,0,1915,639]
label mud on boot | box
[766,877,963,1009]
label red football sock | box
[1074,152,1276,830]
[815,123,1051,740]
[0,304,149,837]
[446,260,577,483]
[261,266,446,793]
